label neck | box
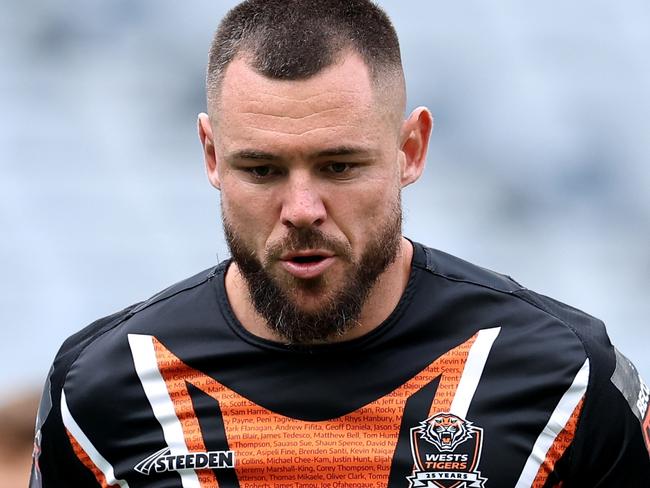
[225,237,414,344]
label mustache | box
[265,228,352,262]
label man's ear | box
[198,113,221,190]
[399,107,433,188]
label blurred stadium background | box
[1,0,649,409]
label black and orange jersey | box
[30,242,650,487]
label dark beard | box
[223,206,402,345]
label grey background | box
[1,1,649,394]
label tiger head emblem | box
[418,413,474,451]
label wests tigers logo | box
[420,413,473,451]
[408,412,486,487]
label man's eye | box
[247,166,273,178]
[325,162,354,175]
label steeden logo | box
[135,447,235,475]
[408,412,487,488]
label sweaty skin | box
[199,52,432,343]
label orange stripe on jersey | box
[531,397,585,488]
[66,429,119,488]
[151,333,477,487]
[153,340,220,488]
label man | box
[31,0,650,486]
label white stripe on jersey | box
[514,358,590,488]
[450,326,501,419]
[60,390,130,488]
[128,333,201,488]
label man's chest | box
[66,326,584,487]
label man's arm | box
[30,305,139,487]
[29,365,101,487]
[564,348,650,486]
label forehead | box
[213,54,391,155]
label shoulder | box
[31,264,226,484]
[50,264,223,389]
[413,242,613,366]
[412,241,650,481]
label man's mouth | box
[288,255,327,264]
[281,249,334,262]
[280,251,335,279]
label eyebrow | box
[228,146,374,162]
[228,150,280,161]
[312,146,373,158]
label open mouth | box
[290,255,327,264]
[280,251,335,279]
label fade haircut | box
[206,0,404,108]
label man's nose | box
[280,175,326,229]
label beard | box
[223,201,403,345]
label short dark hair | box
[206,0,403,106]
